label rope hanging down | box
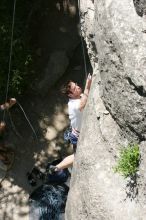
[0,0,17,185]
[1,0,38,140]
[3,0,17,121]
[78,0,88,79]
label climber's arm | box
[79,74,92,111]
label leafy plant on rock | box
[114,144,140,178]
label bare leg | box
[56,154,74,170]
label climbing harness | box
[64,128,78,145]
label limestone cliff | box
[66,0,146,219]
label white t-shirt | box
[68,98,83,133]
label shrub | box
[0,0,35,97]
[114,144,140,178]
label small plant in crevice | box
[114,143,141,200]
[114,143,140,178]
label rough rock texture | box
[94,0,146,142]
[66,0,146,219]
[32,0,80,95]
[0,1,86,219]
[37,51,69,92]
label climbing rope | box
[8,111,23,139]
[3,0,17,121]
[0,0,17,186]
[17,101,38,140]
[77,0,88,79]
[0,0,38,186]
[1,0,38,140]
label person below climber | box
[0,98,16,165]
[49,74,92,173]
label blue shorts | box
[64,129,78,145]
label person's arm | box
[0,122,6,133]
[79,74,92,111]
[0,98,16,110]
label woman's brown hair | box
[60,80,73,95]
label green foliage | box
[114,144,140,178]
[0,0,35,97]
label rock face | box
[66,0,146,219]
[31,0,80,94]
